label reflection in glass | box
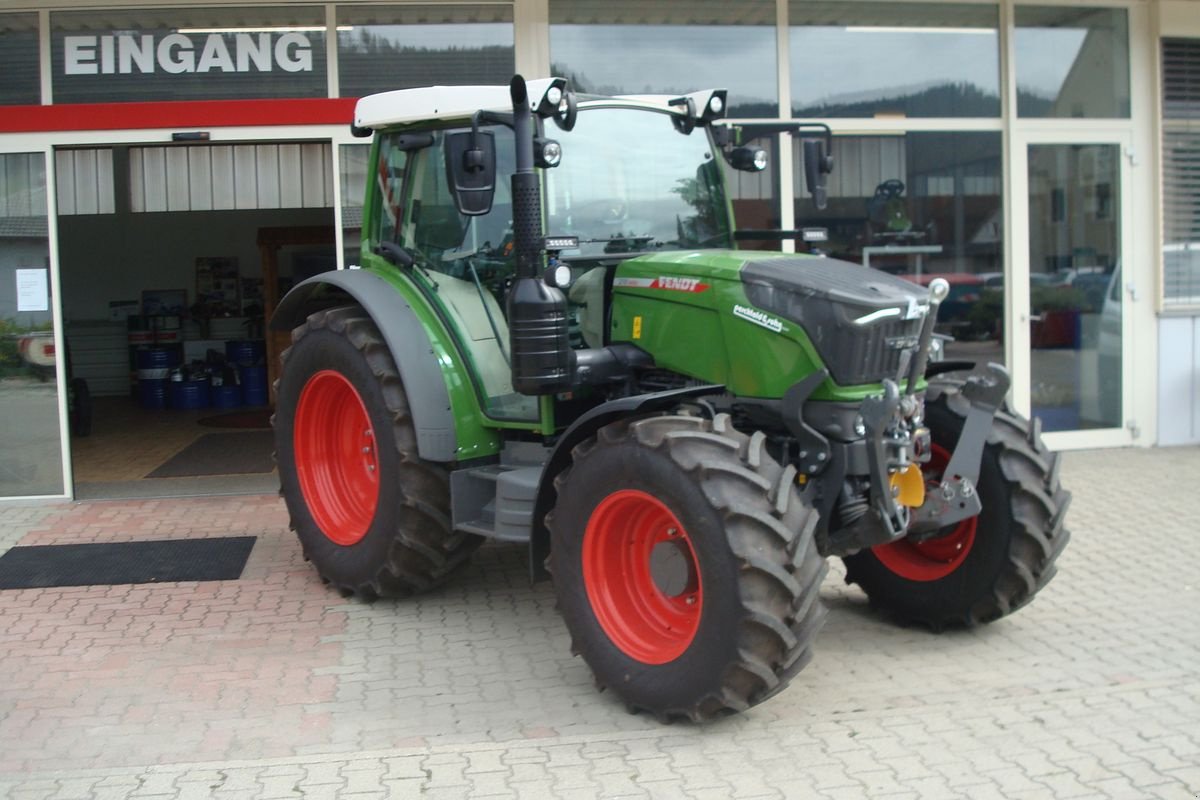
[1027,144,1122,431]
[789,2,1000,118]
[0,14,40,106]
[337,5,513,98]
[51,7,327,104]
[1015,7,1130,118]
[544,108,733,257]
[1161,39,1200,306]
[792,132,1003,364]
[0,152,64,497]
[549,0,777,118]
[339,144,369,267]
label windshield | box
[545,107,732,257]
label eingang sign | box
[51,8,328,104]
[63,32,314,76]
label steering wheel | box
[552,91,578,132]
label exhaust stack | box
[505,75,573,395]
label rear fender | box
[271,269,498,463]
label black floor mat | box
[0,537,256,590]
[146,431,275,478]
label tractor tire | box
[548,413,827,721]
[274,305,481,599]
[842,380,1071,629]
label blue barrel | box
[225,340,265,367]
[135,347,179,369]
[210,384,242,409]
[139,378,167,409]
[169,379,209,410]
[239,365,268,406]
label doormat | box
[0,537,256,590]
[198,409,273,429]
[146,431,275,478]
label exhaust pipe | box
[505,75,573,395]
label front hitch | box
[908,363,1011,537]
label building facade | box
[0,0,1197,500]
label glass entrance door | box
[0,150,67,497]
[1013,137,1132,445]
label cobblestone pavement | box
[0,446,1197,799]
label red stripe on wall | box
[0,98,358,133]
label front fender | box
[528,384,723,583]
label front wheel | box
[843,382,1071,628]
[548,413,827,721]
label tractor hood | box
[615,251,931,387]
[738,255,930,386]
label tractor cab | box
[355,79,819,428]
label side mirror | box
[444,130,496,216]
[803,139,834,210]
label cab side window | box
[375,141,408,245]
[405,128,516,279]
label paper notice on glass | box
[16,269,49,312]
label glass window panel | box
[51,7,327,104]
[1162,39,1200,306]
[337,5,513,98]
[789,2,1000,118]
[1015,6,1130,118]
[549,0,777,118]
[0,152,65,497]
[1026,144,1122,431]
[339,143,369,267]
[792,131,1003,363]
[0,14,40,106]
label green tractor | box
[272,76,1070,721]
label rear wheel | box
[548,413,827,720]
[274,305,481,598]
[843,382,1071,628]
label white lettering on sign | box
[62,32,314,75]
[158,34,194,73]
[275,33,312,72]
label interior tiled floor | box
[70,396,278,500]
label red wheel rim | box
[872,443,977,582]
[582,490,703,664]
[293,370,380,546]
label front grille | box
[832,317,921,386]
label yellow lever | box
[890,464,926,508]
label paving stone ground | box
[0,446,1197,799]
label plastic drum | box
[225,339,265,367]
[169,379,210,410]
[238,365,268,406]
[138,378,167,409]
[210,384,242,409]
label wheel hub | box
[582,490,702,665]
[293,370,381,546]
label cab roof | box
[353,79,723,130]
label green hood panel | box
[609,250,920,401]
